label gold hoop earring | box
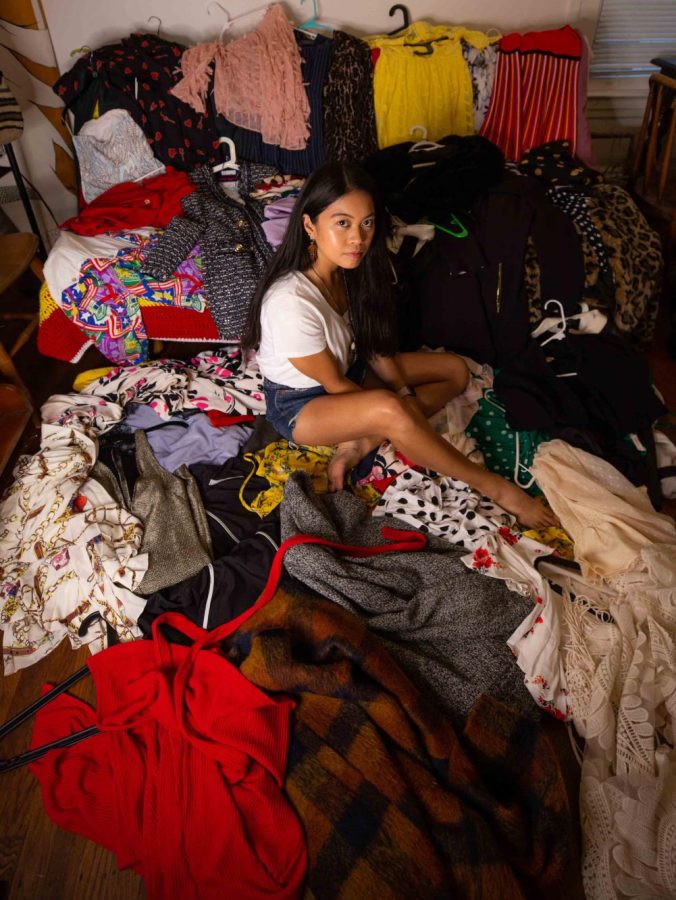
[308,238,318,263]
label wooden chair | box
[0,232,43,475]
[629,72,676,354]
[629,72,676,253]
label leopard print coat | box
[524,184,662,346]
[323,31,378,163]
[585,183,663,347]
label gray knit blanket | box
[280,472,538,719]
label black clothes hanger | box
[532,554,581,575]
[388,4,410,34]
[403,36,450,56]
[0,613,118,775]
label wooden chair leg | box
[631,79,656,185]
[0,339,33,413]
[9,316,39,358]
[4,254,44,357]
[646,83,665,189]
[657,96,676,201]
[29,256,44,282]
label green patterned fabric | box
[466,389,549,496]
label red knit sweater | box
[30,529,426,899]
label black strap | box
[0,726,100,774]
[0,665,90,743]
[0,612,118,774]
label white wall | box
[43,0,592,75]
[13,0,633,243]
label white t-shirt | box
[257,271,356,388]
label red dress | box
[30,529,425,899]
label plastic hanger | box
[404,36,449,56]
[297,0,333,33]
[388,4,410,34]
[0,613,117,775]
[212,136,239,174]
[408,127,444,151]
[134,164,165,183]
[533,299,568,347]
[411,140,444,152]
[409,133,445,161]
[207,2,232,40]
[207,2,273,41]
[430,214,468,239]
[69,45,92,58]
[147,15,162,36]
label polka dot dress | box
[373,467,513,550]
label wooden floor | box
[0,269,674,900]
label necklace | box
[311,267,346,315]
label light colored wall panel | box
[42,0,586,75]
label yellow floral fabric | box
[243,442,380,517]
[521,526,575,560]
[367,23,497,148]
[73,367,117,391]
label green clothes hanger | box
[430,213,468,238]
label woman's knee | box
[434,353,470,394]
[455,355,471,391]
[372,390,416,432]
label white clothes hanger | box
[532,300,607,344]
[531,299,579,378]
[408,127,445,168]
[533,299,568,347]
[207,1,275,41]
[207,1,231,40]
[134,164,165,183]
[409,124,428,141]
[212,136,239,174]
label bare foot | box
[489,479,560,530]
[327,438,371,492]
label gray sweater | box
[280,472,537,720]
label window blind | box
[591,0,676,79]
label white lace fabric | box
[532,440,676,900]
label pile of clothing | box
[1,347,675,900]
[43,13,630,368]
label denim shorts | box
[263,359,367,442]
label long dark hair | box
[241,161,398,359]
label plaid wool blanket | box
[226,585,572,900]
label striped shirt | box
[480,26,582,161]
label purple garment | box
[262,196,296,248]
[122,405,252,472]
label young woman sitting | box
[242,162,557,529]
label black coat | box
[402,174,585,367]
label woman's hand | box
[327,439,371,491]
[368,353,408,393]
